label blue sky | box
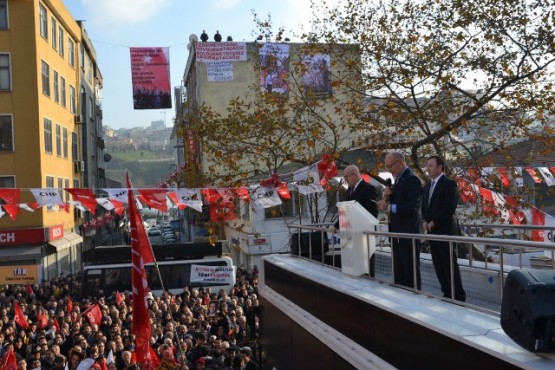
[63,0,315,129]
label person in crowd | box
[378,151,423,289]
[421,155,466,301]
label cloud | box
[82,0,170,25]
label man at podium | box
[335,165,379,275]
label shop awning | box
[48,232,83,252]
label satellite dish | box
[189,34,198,43]
[103,153,112,162]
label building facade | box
[0,0,103,282]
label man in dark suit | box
[422,155,466,301]
[377,152,422,289]
[334,165,379,274]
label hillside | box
[106,150,174,187]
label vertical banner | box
[130,47,172,109]
[260,43,290,94]
[302,53,333,98]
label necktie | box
[428,181,436,205]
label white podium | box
[337,200,379,276]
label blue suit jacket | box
[389,167,422,233]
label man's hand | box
[377,199,389,212]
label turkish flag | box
[456,177,477,203]
[277,183,291,200]
[13,302,29,330]
[138,189,169,213]
[127,173,153,365]
[504,195,527,225]
[496,167,511,188]
[479,188,500,217]
[0,346,17,370]
[65,188,98,213]
[82,304,103,326]
[116,291,124,306]
[0,188,21,221]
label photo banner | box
[302,53,333,98]
[260,43,290,94]
[190,264,235,285]
[130,47,172,109]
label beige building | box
[0,0,103,281]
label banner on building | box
[260,43,289,94]
[130,47,172,110]
[207,61,234,82]
[302,53,333,98]
[190,264,235,285]
[195,42,247,62]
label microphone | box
[386,178,392,188]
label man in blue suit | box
[422,155,466,301]
[378,152,422,289]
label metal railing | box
[287,223,555,313]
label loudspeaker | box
[500,268,555,352]
[289,231,329,257]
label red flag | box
[497,167,511,188]
[504,195,527,225]
[116,291,124,306]
[232,187,250,202]
[202,188,222,204]
[168,191,187,210]
[277,182,291,200]
[37,308,48,329]
[53,318,60,332]
[26,283,33,295]
[456,177,477,203]
[127,173,153,365]
[82,303,103,325]
[531,207,546,241]
[138,189,168,213]
[111,199,125,216]
[0,188,21,221]
[65,188,98,213]
[126,177,155,264]
[13,302,29,329]
[524,168,542,183]
[479,188,500,217]
[0,346,17,370]
[148,346,161,369]
[209,201,237,222]
[67,297,73,314]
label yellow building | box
[0,0,103,282]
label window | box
[39,3,48,39]
[53,70,59,103]
[64,179,70,202]
[60,76,66,107]
[87,58,93,82]
[55,124,61,156]
[0,0,8,29]
[265,191,306,219]
[72,131,78,160]
[57,177,63,193]
[51,16,57,50]
[0,53,11,90]
[68,38,75,67]
[80,44,85,70]
[58,26,64,58]
[88,96,93,119]
[69,85,76,113]
[0,115,13,151]
[44,118,52,153]
[63,127,68,158]
[41,60,50,96]
[0,176,15,188]
[46,175,54,211]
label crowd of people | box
[0,266,261,370]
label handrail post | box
[449,241,455,300]
[499,245,505,301]
[412,237,418,292]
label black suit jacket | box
[349,179,379,218]
[421,174,459,235]
[335,179,378,228]
[389,167,422,233]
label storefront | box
[0,225,83,283]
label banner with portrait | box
[302,53,333,98]
[259,43,289,94]
[130,47,172,109]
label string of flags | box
[0,156,339,224]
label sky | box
[62,0,316,130]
